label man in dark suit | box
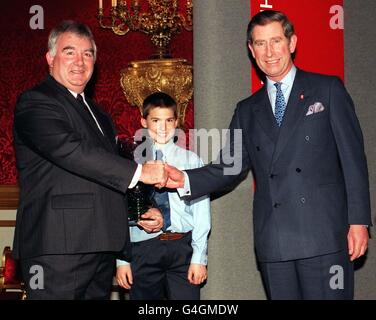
[13,21,166,299]
[165,10,371,299]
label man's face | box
[46,32,95,93]
[249,21,297,82]
[141,107,178,144]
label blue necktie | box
[274,82,286,127]
[153,149,171,231]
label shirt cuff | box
[177,171,191,197]
[128,164,142,189]
[190,251,208,265]
[116,259,130,267]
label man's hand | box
[187,264,207,285]
[139,161,167,186]
[347,225,369,261]
[116,264,133,289]
[164,164,185,189]
[137,208,164,233]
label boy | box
[116,92,211,300]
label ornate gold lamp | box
[98,0,193,125]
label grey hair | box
[47,20,97,60]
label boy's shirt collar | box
[153,138,175,153]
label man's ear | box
[46,52,54,68]
[140,118,147,128]
[289,34,298,54]
[248,42,256,59]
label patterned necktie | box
[274,82,286,127]
[153,149,171,231]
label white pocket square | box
[306,102,325,116]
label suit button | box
[300,197,306,204]
[305,136,310,141]
[296,168,302,173]
[270,174,275,179]
[256,146,261,151]
[273,203,281,208]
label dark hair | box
[141,92,177,119]
[48,20,97,60]
[247,10,295,43]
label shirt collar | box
[68,89,85,100]
[153,138,175,154]
[266,65,297,92]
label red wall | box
[0,0,193,184]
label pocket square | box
[306,102,325,116]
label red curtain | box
[0,0,193,184]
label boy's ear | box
[140,118,147,128]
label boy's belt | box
[157,232,188,241]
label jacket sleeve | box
[14,90,137,193]
[187,103,252,199]
[329,77,371,225]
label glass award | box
[118,136,154,227]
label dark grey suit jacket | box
[13,75,137,260]
[187,69,371,262]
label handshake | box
[139,161,185,189]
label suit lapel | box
[251,87,279,143]
[45,76,115,152]
[86,98,118,152]
[271,70,312,164]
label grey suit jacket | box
[187,69,371,262]
[13,75,136,260]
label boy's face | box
[141,107,178,144]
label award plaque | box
[118,136,154,226]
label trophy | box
[119,136,154,226]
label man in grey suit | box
[13,21,166,299]
[165,10,371,299]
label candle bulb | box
[99,0,103,9]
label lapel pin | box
[299,94,304,101]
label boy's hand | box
[187,264,207,285]
[137,208,164,233]
[116,264,133,289]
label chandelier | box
[98,0,192,59]
[98,0,194,125]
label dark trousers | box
[21,252,115,300]
[129,232,200,300]
[259,249,354,300]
